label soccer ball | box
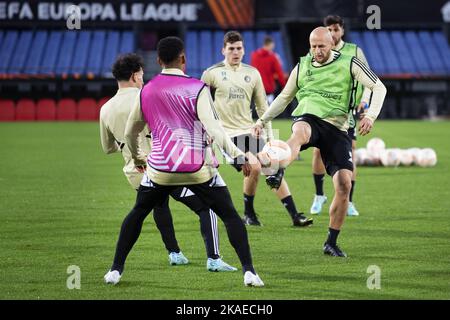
[260,140,292,175]
[399,149,414,166]
[355,148,367,166]
[417,148,437,167]
[380,148,401,167]
[366,137,386,160]
[407,147,422,165]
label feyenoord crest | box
[244,75,251,83]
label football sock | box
[243,265,256,274]
[244,194,256,216]
[314,174,325,196]
[349,180,355,202]
[281,195,298,220]
[326,228,340,246]
[111,263,124,275]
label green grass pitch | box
[0,120,449,299]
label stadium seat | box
[36,99,56,121]
[24,31,48,75]
[213,30,225,63]
[56,99,77,121]
[199,31,213,73]
[185,31,199,78]
[404,31,432,74]
[119,31,135,54]
[77,98,99,121]
[16,99,36,121]
[86,31,106,77]
[431,31,450,73]
[376,32,402,74]
[418,31,445,75]
[8,31,34,75]
[0,31,19,76]
[98,97,111,109]
[102,31,120,77]
[242,31,255,64]
[0,100,15,121]
[55,31,77,77]
[390,31,417,74]
[40,31,63,75]
[70,31,92,77]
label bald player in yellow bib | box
[201,31,313,228]
[253,27,386,256]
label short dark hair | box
[263,35,274,46]
[323,15,344,27]
[112,53,144,81]
[223,31,243,47]
[157,36,184,65]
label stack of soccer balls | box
[355,138,437,167]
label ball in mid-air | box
[259,140,292,175]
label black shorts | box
[293,114,353,176]
[348,127,357,141]
[232,134,265,155]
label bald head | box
[309,27,334,64]
[310,27,334,44]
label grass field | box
[0,120,449,300]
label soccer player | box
[104,36,264,287]
[250,35,287,104]
[253,27,387,257]
[100,53,236,272]
[201,31,312,228]
[309,15,371,217]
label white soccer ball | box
[417,148,437,167]
[355,148,367,166]
[260,140,292,175]
[399,149,414,166]
[380,148,401,167]
[366,137,386,161]
[407,148,422,165]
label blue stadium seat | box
[0,31,19,74]
[431,31,450,73]
[0,31,4,53]
[418,31,445,75]
[71,31,91,76]
[361,32,386,74]
[255,31,266,50]
[8,31,34,74]
[101,31,120,77]
[185,31,199,78]
[242,31,255,64]
[213,30,224,64]
[271,30,289,70]
[55,31,77,76]
[404,31,432,74]
[199,31,213,73]
[119,31,134,54]
[40,31,63,75]
[24,31,48,75]
[87,31,106,76]
[376,32,402,74]
[390,31,416,74]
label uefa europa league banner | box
[0,0,254,27]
